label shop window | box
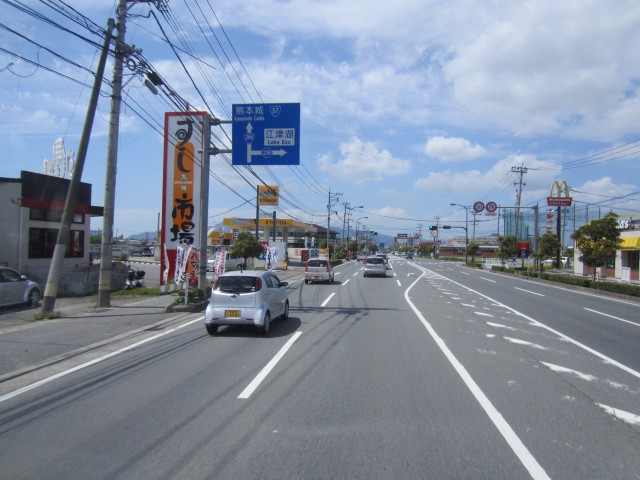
[28,228,84,258]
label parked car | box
[0,267,41,308]
[405,253,413,260]
[363,256,387,277]
[207,252,245,272]
[304,258,334,284]
[204,270,289,335]
[140,247,154,257]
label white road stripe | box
[404,271,550,480]
[0,316,205,404]
[396,280,402,287]
[321,293,335,307]
[238,331,303,399]
[481,277,496,283]
[515,287,545,297]
[584,308,640,328]
[342,279,351,286]
[404,274,551,480]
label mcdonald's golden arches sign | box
[547,180,572,207]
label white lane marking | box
[475,312,493,317]
[584,308,640,328]
[504,337,548,350]
[0,316,205,404]
[342,279,351,286]
[480,277,496,283]
[461,272,471,276]
[597,403,640,427]
[353,271,360,277]
[396,280,402,287]
[404,274,551,480]
[238,331,303,399]
[541,362,597,381]
[321,293,335,307]
[514,287,545,297]
[415,265,640,380]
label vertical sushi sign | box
[162,112,206,285]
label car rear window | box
[367,257,383,264]
[215,276,259,293]
[308,260,327,267]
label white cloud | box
[444,0,640,138]
[425,136,486,162]
[317,137,412,185]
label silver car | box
[304,258,334,284]
[363,256,387,277]
[204,270,289,335]
[0,267,41,308]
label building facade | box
[0,171,104,293]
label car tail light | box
[305,263,308,272]
[325,264,329,272]
[255,277,262,290]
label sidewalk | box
[0,267,304,384]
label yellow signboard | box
[258,185,279,206]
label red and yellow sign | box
[547,180,572,206]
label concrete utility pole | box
[511,164,528,240]
[98,0,158,307]
[41,19,116,314]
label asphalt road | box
[1,258,638,479]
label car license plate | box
[314,276,321,280]
[225,310,241,318]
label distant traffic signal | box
[428,225,438,231]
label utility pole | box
[98,0,158,307]
[40,19,116,314]
[511,164,528,240]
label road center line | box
[404,273,551,480]
[238,331,303,399]
[321,293,335,307]
[342,278,351,286]
[514,287,545,297]
[584,308,640,328]
[480,277,496,283]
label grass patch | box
[111,287,164,297]
[29,310,61,321]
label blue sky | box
[2,0,639,241]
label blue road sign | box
[232,103,300,165]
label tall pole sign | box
[161,111,207,286]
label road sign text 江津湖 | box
[232,103,300,166]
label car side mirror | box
[280,281,289,287]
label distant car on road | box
[204,270,289,335]
[363,256,387,277]
[304,258,334,284]
[140,247,154,257]
[406,253,413,260]
[0,267,41,308]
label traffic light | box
[428,225,438,231]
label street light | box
[450,203,469,265]
[343,204,364,245]
[355,216,368,255]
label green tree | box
[572,213,621,280]
[497,236,517,262]
[534,233,561,270]
[229,232,264,268]
[467,242,480,262]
